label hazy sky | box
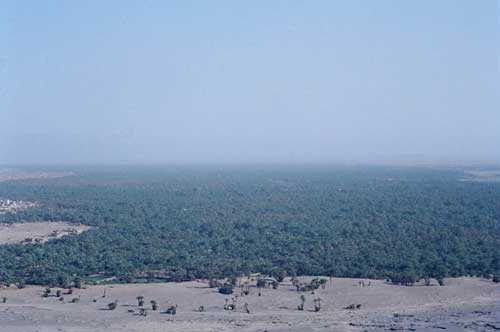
[2,1,499,165]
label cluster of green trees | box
[0,166,499,286]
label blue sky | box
[2,1,499,164]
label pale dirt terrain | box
[0,168,74,182]
[461,170,500,182]
[0,222,92,245]
[0,277,498,332]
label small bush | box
[208,279,219,288]
[218,284,234,295]
[108,301,118,310]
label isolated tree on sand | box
[275,271,286,283]
[242,281,250,295]
[218,283,234,295]
[42,288,51,297]
[298,294,306,311]
[136,296,145,307]
[208,279,219,288]
[150,300,158,311]
[314,297,321,312]
[319,279,328,289]
[74,277,82,289]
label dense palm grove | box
[0,166,499,286]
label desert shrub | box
[108,300,118,310]
[208,279,219,288]
[218,284,234,295]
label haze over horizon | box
[2,1,499,165]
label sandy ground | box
[0,277,498,332]
[0,222,92,245]
[0,168,74,182]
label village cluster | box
[0,199,37,214]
